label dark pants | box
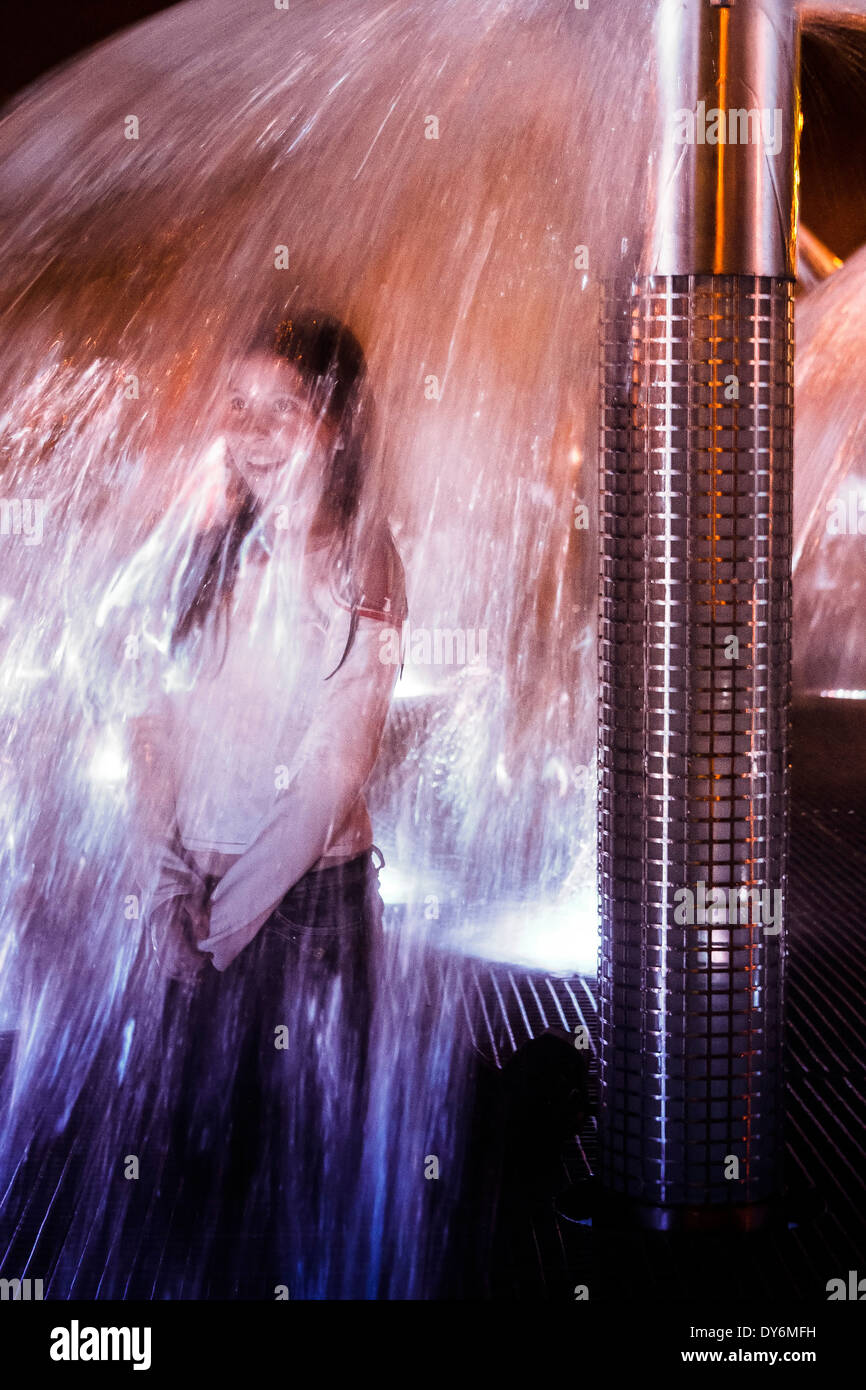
[159,849,384,1297]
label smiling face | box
[221,351,339,522]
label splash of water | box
[795,246,866,697]
[0,0,652,1301]
[0,0,864,1300]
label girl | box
[124,310,407,1294]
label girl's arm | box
[199,538,406,971]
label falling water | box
[802,0,866,24]
[0,0,862,1299]
[794,246,866,697]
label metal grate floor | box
[454,704,866,1300]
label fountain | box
[0,0,862,1298]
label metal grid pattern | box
[463,756,866,1300]
[597,275,794,1213]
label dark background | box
[0,1,181,110]
[1,3,866,257]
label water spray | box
[598,0,799,1228]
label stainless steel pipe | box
[598,0,799,1228]
[650,0,799,278]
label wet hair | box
[170,309,372,676]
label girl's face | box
[221,352,338,520]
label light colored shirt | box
[121,527,406,970]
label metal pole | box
[598,0,800,1229]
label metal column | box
[598,0,800,1228]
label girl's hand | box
[149,896,209,984]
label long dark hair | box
[170,309,371,676]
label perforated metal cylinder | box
[598,275,793,1226]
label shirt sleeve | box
[200,537,407,970]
